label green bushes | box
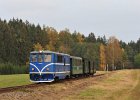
[0,63,28,75]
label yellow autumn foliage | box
[99,43,106,70]
[33,43,43,51]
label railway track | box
[0,73,106,94]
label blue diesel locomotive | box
[29,50,96,82]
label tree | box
[33,43,43,51]
[136,38,140,53]
[45,27,58,51]
[76,32,84,44]
[134,53,140,68]
[125,45,135,63]
[86,32,96,43]
[0,18,139,73]
[99,43,106,70]
[103,35,107,45]
[58,28,73,54]
[120,40,127,49]
[72,31,84,43]
[122,48,128,69]
[106,36,123,70]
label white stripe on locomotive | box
[30,63,70,75]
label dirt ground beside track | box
[0,70,139,100]
[0,72,110,100]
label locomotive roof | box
[30,50,70,56]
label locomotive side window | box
[31,54,37,62]
[38,53,43,62]
[44,54,52,62]
[57,55,63,63]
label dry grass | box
[0,70,139,100]
[65,69,140,100]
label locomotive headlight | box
[32,68,35,71]
[46,68,49,71]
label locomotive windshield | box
[30,54,37,62]
[38,53,43,62]
[44,53,52,62]
[30,53,52,62]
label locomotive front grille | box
[30,74,54,81]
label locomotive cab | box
[29,50,70,82]
[29,51,54,82]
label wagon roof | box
[70,56,82,60]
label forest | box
[0,18,140,74]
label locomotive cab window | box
[44,54,52,62]
[30,54,37,62]
[38,53,43,62]
[57,55,63,63]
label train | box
[29,50,96,82]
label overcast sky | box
[0,0,140,43]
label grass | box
[0,74,32,88]
[0,70,107,89]
[128,70,140,100]
[78,88,105,99]
[95,70,108,75]
[0,70,139,100]
[66,69,140,100]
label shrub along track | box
[0,72,114,100]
